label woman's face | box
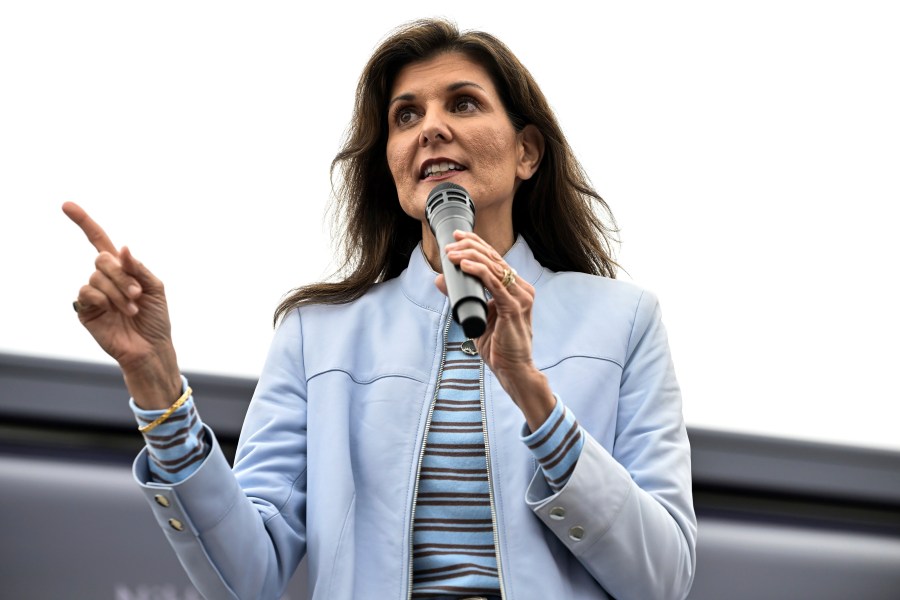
[386,52,541,243]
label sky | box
[2,1,898,450]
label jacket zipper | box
[407,315,452,600]
[480,361,507,599]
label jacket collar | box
[399,235,544,314]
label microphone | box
[426,182,488,338]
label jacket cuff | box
[524,434,632,555]
[132,424,241,597]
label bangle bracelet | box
[138,386,192,433]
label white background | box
[2,2,898,450]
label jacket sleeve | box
[133,309,308,600]
[525,291,697,600]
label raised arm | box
[63,201,181,409]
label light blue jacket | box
[134,237,697,600]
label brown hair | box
[275,18,618,324]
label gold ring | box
[501,267,517,288]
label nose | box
[419,109,452,146]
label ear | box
[515,124,545,181]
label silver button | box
[154,494,170,508]
[568,525,585,541]
[549,506,566,520]
[168,518,185,532]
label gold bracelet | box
[138,386,193,433]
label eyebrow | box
[388,81,487,109]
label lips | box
[420,159,466,180]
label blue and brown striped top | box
[131,376,207,483]
[411,321,584,598]
[412,321,498,598]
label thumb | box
[434,274,448,297]
[120,246,160,290]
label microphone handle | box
[433,215,488,338]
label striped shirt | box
[411,321,585,598]
[412,321,498,598]
[522,394,585,494]
[131,376,208,483]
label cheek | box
[469,127,520,193]
[386,141,423,218]
[386,141,413,187]
[471,126,518,169]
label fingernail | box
[127,302,139,315]
[128,285,141,298]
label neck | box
[420,221,515,273]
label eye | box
[453,96,480,113]
[393,106,419,127]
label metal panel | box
[691,518,900,599]
[0,453,308,599]
[3,352,900,599]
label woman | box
[66,19,696,600]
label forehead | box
[390,52,498,98]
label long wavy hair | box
[275,18,618,324]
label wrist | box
[122,355,182,410]
[497,366,556,432]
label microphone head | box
[425,181,488,336]
[425,182,475,233]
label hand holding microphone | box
[426,182,488,338]
[426,183,553,429]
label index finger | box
[62,201,117,255]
